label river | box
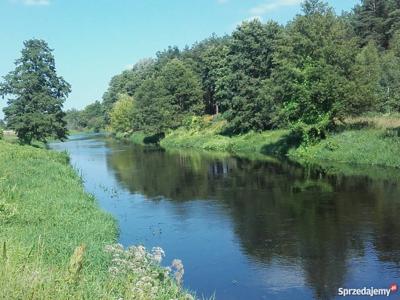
[50,133,400,300]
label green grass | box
[128,131,148,145]
[160,121,289,156]
[289,128,400,168]
[156,118,400,169]
[0,141,194,299]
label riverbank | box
[0,141,193,299]
[128,116,400,169]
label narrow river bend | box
[51,134,400,300]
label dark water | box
[50,134,400,300]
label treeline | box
[72,0,400,139]
[65,101,105,132]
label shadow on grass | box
[260,131,302,157]
[383,126,400,138]
[143,132,165,144]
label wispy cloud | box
[249,0,302,15]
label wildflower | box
[151,246,165,264]
[171,259,184,285]
[185,295,195,300]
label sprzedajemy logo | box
[338,284,398,297]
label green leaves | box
[134,59,203,134]
[223,20,283,133]
[109,95,137,135]
[353,0,400,49]
[100,0,400,138]
[0,39,70,144]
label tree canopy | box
[0,39,71,144]
[95,0,400,138]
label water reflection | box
[105,140,400,300]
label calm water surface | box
[51,134,400,300]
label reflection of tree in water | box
[106,142,400,300]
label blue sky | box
[0,0,360,117]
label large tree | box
[0,39,71,144]
[134,59,203,134]
[267,2,359,127]
[223,20,283,133]
[353,0,400,49]
[102,58,154,114]
[109,94,138,134]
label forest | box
[65,0,400,162]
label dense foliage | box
[64,101,105,132]
[97,0,400,138]
[0,40,71,144]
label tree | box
[102,58,154,115]
[223,20,283,133]
[377,32,400,112]
[64,108,84,130]
[353,0,400,49]
[134,59,204,134]
[0,39,71,144]
[81,101,105,132]
[198,37,231,115]
[109,94,138,134]
[158,59,204,118]
[349,42,382,114]
[268,5,359,127]
[134,77,172,134]
[302,0,329,15]
[380,51,400,112]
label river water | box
[50,134,400,300]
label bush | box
[0,129,3,140]
[289,115,331,147]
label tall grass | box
[289,128,400,168]
[344,114,400,130]
[0,141,194,299]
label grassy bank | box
[127,116,400,169]
[0,141,193,299]
[289,128,400,168]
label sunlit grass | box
[290,129,400,168]
[160,119,289,154]
[344,114,400,129]
[160,116,400,169]
[0,141,194,299]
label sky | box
[0,0,360,118]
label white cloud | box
[249,0,302,15]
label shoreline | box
[119,124,400,178]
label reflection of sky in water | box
[51,134,400,300]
